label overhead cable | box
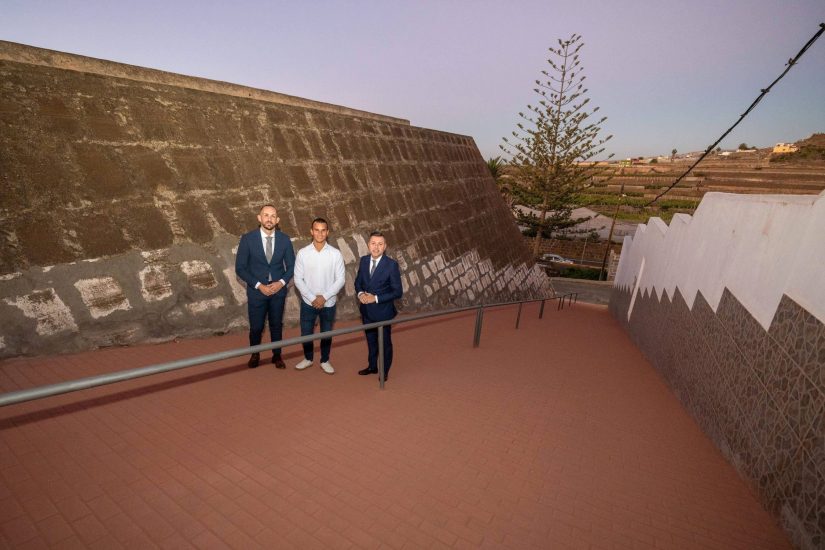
[646,22,825,206]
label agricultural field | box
[579,134,825,223]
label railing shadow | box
[0,312,488,427]
[0,294,576,408]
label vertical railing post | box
[557,296,563,310]
[574,292,578,304]
[378,325,385,389]
[515,302,523,329]
[539,299,545,319]
[472,306,484,348]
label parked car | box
[539,253,573,264]
[536,253,574,274]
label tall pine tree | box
[502,34,613,256]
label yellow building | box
[773,143,799,154]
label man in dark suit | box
[355,231,403,380]
[235,204,295,369]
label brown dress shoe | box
[272,356,286,369]
[248,353,260,368]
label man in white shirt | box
[293,217,346,374]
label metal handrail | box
[0,293,578,406]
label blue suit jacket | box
[354,255,403,322]
[235,229,295,300]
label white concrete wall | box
[615,191,825,330]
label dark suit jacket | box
[235,229,295,300]
[354,255,403,322]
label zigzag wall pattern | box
[611,192,825,548]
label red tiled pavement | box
[0,303,790,549]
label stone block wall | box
[611,192,825,549]
[0,41,550,358]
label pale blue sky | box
[2,0,823,160]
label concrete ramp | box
[0,303,791,548]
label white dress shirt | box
[369,255,382,272]
[360,255,383,303]
[294,242,346,307]
[259,228,273,251]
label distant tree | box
[671,148,677,161]
[650,158,658,164]
[738,142,750,150]
[715,146,722,154]
[487,156,515,208]
[501,34,612,256]
[487,156,503,180]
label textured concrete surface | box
[612,286,824,550]
[0,303,790,548]
[614,191,825,330]
[0,41,549,358]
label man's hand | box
[358,292,377,304]
[260,281,284,296]
[311,295,326,309]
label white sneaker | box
[320,361,335,375]
[295,358,313,370]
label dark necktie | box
[370,259,376,277]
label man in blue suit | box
[355,231,403,380]
[235,204,295,369]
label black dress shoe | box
[358,367,378,376]
[248,353,260,368]
[272,356,286,369]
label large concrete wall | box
[0,41,550,358]
[610,191,825,549]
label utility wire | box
[646,22,825,206]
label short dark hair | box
[259,204,277,212]
[368,230,384,239]
[311,217,330,230]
